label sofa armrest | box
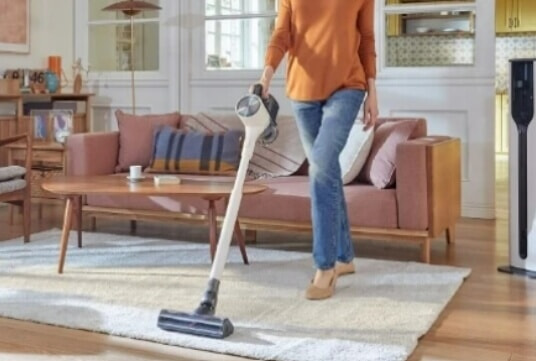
[396,136,461,236]
[66,132,119,176]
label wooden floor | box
[0,156,535,361]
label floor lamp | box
[102,0,161,115]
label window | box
[384,0,476,67]
[88,0,160,72]
[205,0,277,70]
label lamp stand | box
[130,15,136,115]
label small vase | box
[45,71,59,93]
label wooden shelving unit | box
[0,93,93,211]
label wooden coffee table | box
[41,175,267,274]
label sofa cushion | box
[359,118,423,189]
[241,177,398,229]
[115,110,181,172]
[339,124,374,185]
[181,112,306,178]
[0,165,26,182]
[147,126,243,175]
[87,176,398,229]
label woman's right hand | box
[251,66,274,98]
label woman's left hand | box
[363,80,379,130]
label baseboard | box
[461,205,496,219]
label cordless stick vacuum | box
[157,84,279,338]
[499,58,536,278]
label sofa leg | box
[420,238,431,264]
[130,220,137,234]
[245,229,257,244]
[446,225,456,245]
[91,216,97,231]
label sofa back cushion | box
[358,118,426,188]
[115,110,181,172]
[181,112,306,178]
[147,126,243,174]
[339,125,374,185]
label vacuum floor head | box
[157,309,234,339]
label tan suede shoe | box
[305,271,338,300]
[335,261,356,276]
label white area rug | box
[0,230,470,361]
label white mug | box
[130,165,142,179]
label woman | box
[257,0,379,300]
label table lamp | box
[102,0,161,114]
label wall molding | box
[86,78,169,89]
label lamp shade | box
[102,0,161,16]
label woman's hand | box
[251,66,274,98]
[363,79,379,130]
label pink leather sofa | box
[67,117,461,263]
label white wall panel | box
[73,0,497,219]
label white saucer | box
[127,176,146,183]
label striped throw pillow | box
[181,112,307,179]
[147,126,243,174]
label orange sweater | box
[265,0,377,101]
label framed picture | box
[29,109,73,144]
[30,110,52,142]
[51,109,73,144]
[0,0,30,53]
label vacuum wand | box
[210,127,261,279]
[157,84,278,339]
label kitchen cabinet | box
[496,0,536,33]
[495,93,509,154]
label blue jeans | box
[291,88,365,270]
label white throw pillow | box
[339,124,374,185]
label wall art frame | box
[0,0,30,53]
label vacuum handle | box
[518,126,528,259]
[252,83,263,97]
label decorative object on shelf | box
[102,0,161,114]
[0,79,20,95]
[3,69,46,92]
[47,55,69,92]
[45,71,59,94]
[0,0,30,53]
[72,58,90,94]
[48,56,62,79]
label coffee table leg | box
[208,200,218,262]
[9,205,14,225]
[76,195,83,249]
[58,197,74,274]
[233,221,249,265]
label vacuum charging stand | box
[498,58,536,278]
